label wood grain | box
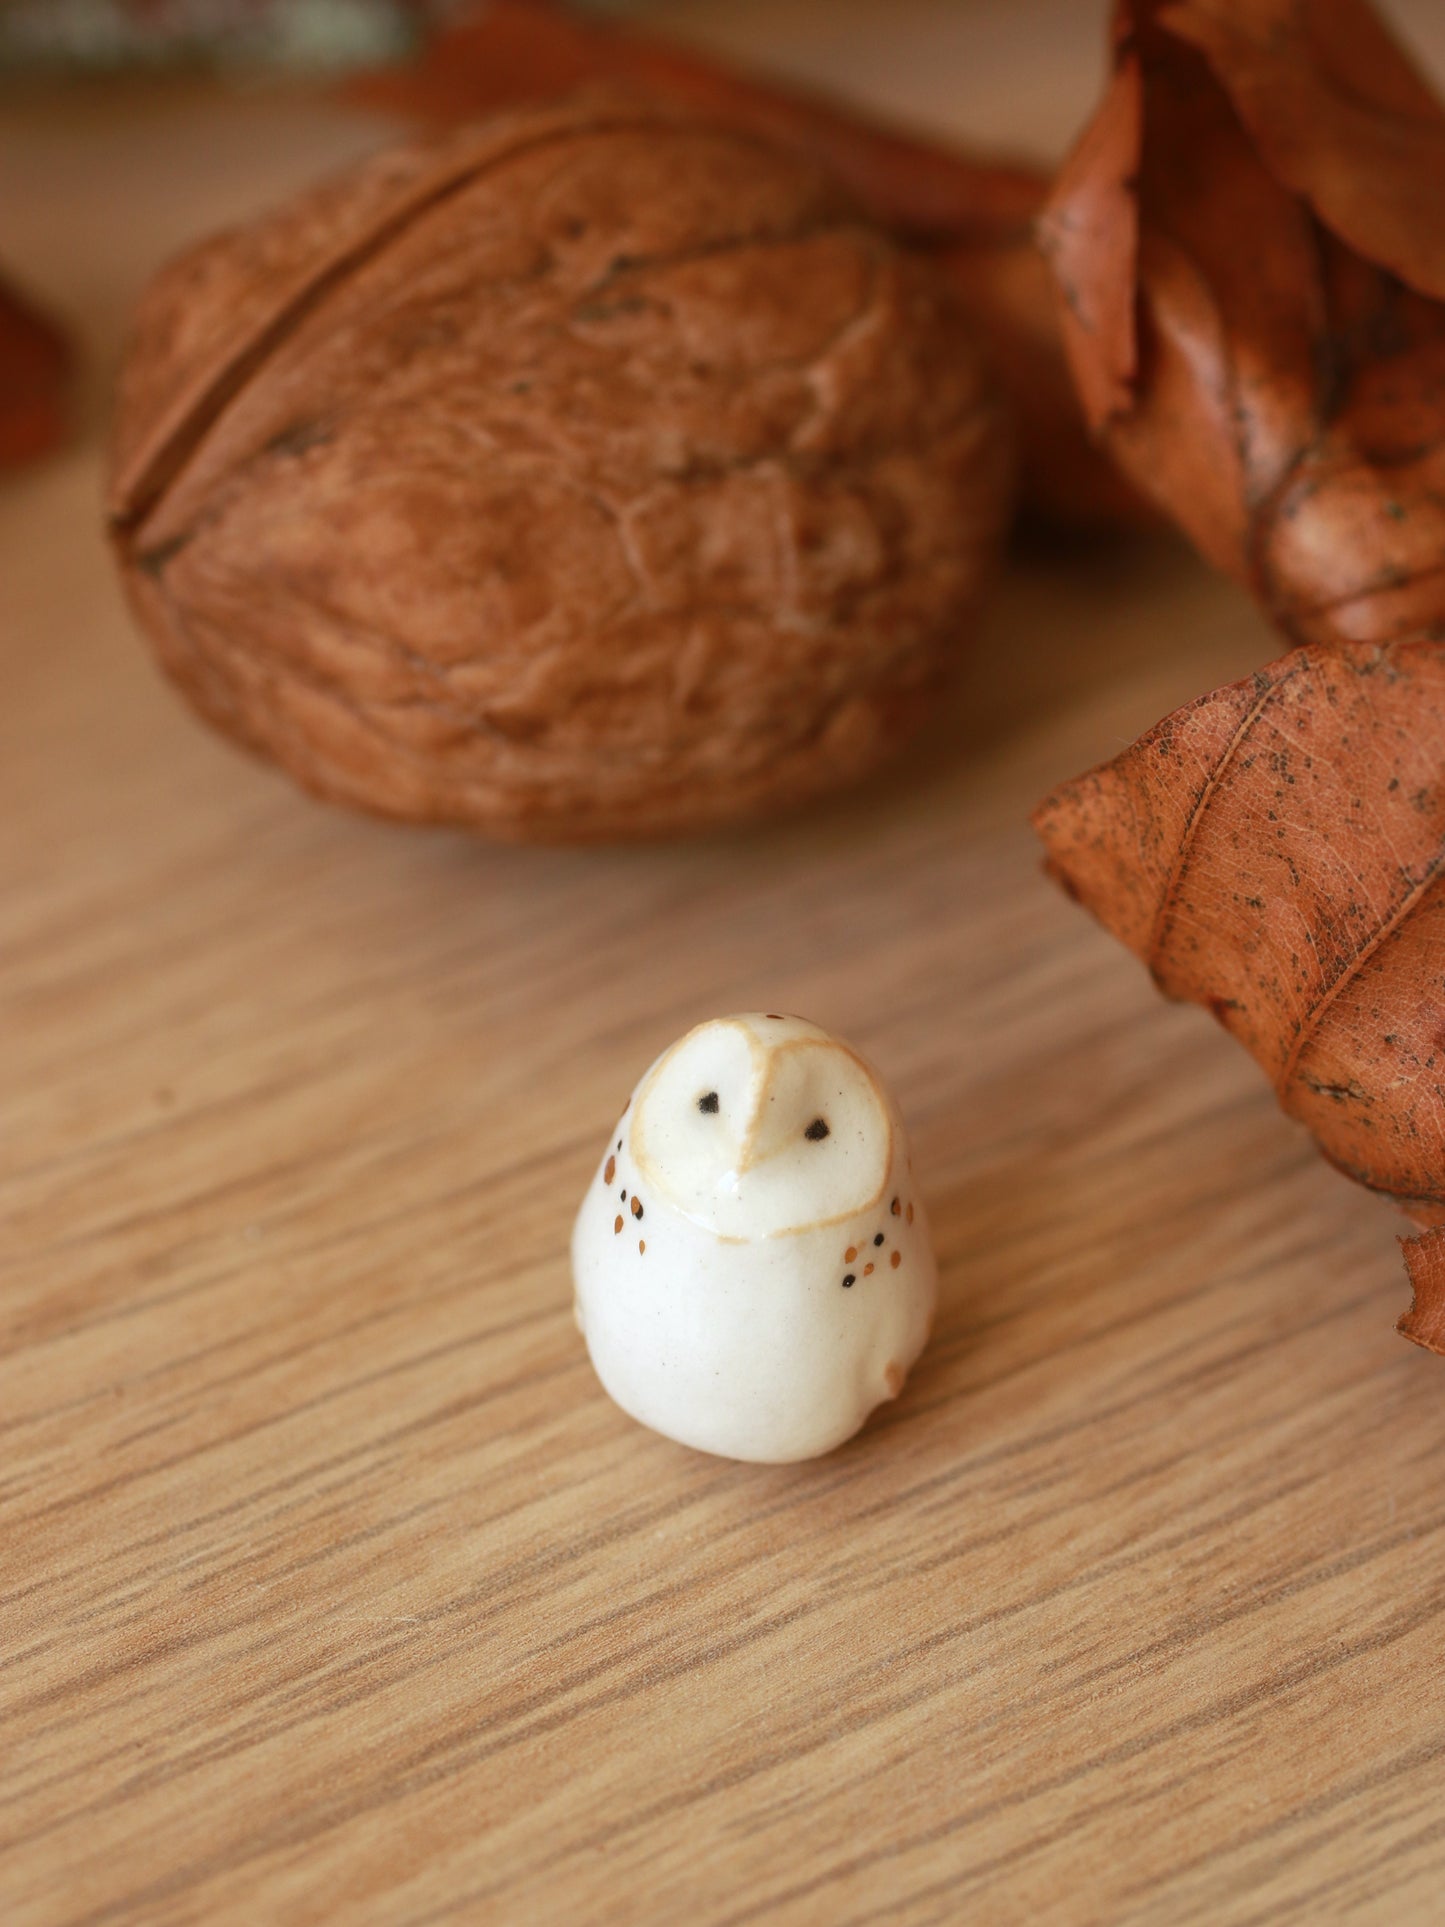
[4,8,1445,1923]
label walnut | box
[108,99,1013,841]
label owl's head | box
[630,1014,893,1238]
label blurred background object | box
[0,270,69,465]
[0,0,423,73]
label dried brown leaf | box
[1399,1230,1445,1355]
[1037,638,1445,1217]
[1040,0,1445,636]
[1036,0,1445,1345]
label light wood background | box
[5,5,1445,1923]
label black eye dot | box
[842,1274,856,1288]
[873,1232,885,1246]
[804,1118,830,1141]
[698,1091,719,1114]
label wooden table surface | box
[5,6,1445,1923]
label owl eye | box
[804,1117,830,1141]
[698,1091,720,1114]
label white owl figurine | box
[571,1014,937,1462]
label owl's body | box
[572,1014,936,1462]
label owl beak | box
[734,1054,780,1174]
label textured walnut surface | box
[109,98,1012,840]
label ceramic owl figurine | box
[571,1014,937,1462]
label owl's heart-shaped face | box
[630,1015,892,1238]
